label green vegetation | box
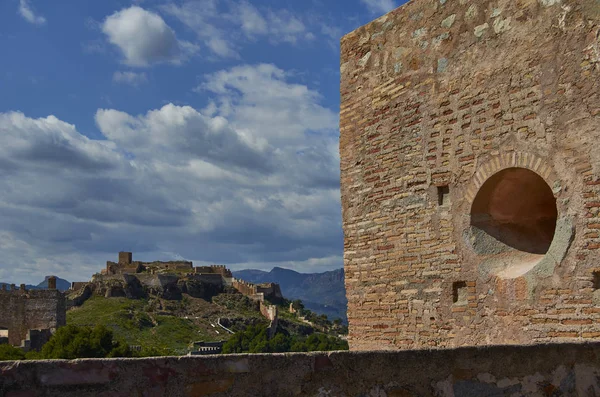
[0,344,26,361]
[0,325,131,361]
[67,296,212,355]
[222,325,348,354]
[1,293,348,360]
[65,290,350,357]
[275,298,348,336]
[39,324,131,359]
[212,293,262,319]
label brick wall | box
[341,0,600,350]
[0,289,66,346]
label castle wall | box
[341,0,600,350]
[260,302,278,339]
[70,282,88,292]
[193,274,224,285]
[232,279,283,303]
[232,279,258,297]
[210,265,233,278]
[0,289,66,346]
[144,261,193,272]
[194,266,214,274]
[3,343,600,396]
[194,265,232,278]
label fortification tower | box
[0,286,66,346]
[340,0,600,350]
[119,251,132,265]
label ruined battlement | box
[194,264,233,278]
[104,252,194,275]
[0,288,63,298]
[231,279,283,303]
[341,0,600,350]
[0,282,65,347]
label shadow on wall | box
[470,167,557,255]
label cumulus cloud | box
[0,64,341,285]
[113,71,148,86]
[199,64,337,144]
[18,0,46,25]
[102,6,198,67]
[360,0,397,15]
[233,3,309,44]
[0,112,118,171]
[162,1,239,59]
[95,103,275,173]
[163,0,315,58]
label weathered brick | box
[341,0,600,351]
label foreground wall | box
[2,343,600,396]
[340,0,600,349]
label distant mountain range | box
[0,276,71,292]
[232,267,347,323]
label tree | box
[291,299,305,312]
[0,344,25,361]
[222,325,349,354]
[40,325,132,359]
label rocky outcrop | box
[70,273,225,305]
[68,284,93,307]
[179,279,223,301]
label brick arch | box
[464,152,557,205]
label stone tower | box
[47,276,57,290]
[340,0,600,350]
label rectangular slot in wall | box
[437,185,450,206]
[452,281,467,305]
[593,271,600,290]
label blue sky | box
[0,0,400,284]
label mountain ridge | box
[0,276,70,292]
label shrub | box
[40,324,132,359]
[0,344,25,361]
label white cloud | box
[95,103,274,172]
[199,64,337,144]
[0,112,119,171]
[262,9,308,44]
[232,3,308,44]
[360,0,397,15]
[113,71,148,86]
[162,1,239,59]
[163,0,316,58]
[235,1,268,36]
[0,64,341,285]
[102,6,198,67]
[18,0,46,25]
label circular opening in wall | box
[468,167,558,278]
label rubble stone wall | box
[0,290,66,346]
[2,343,600,396]
[340,0,600,350]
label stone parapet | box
[2,342,600,396]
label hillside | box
[233,267,347,322]
[66,292,269,355]
[65,271,345,355]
